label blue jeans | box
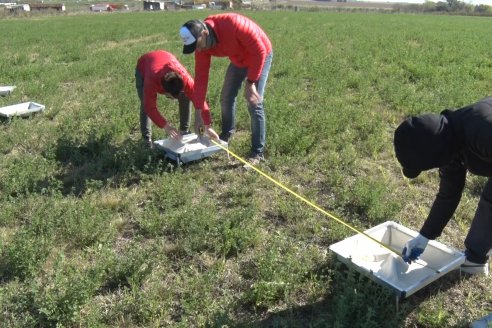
[220,52,273,155]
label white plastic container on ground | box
[329,221,465,299]
[0,86,16,96]
[470,312,492,328]
[0,102,45,118]
[154,133,227,164]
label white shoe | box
[461,259,489,276]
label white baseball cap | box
[179,20,204,54]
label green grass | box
[1,10,492,327]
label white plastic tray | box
[0,86,15,96]
[154,133,227,164]
[329,221,465,298]
[0,102,45,118]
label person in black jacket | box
[394,96,492,276]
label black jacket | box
[421,96,492,239]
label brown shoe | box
[243,153,265,169]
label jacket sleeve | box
[143,80,167,129]
[420,159,466,239]
[181,66,212,126]
[236,18,268,82]
[192,51,212,112]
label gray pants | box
[465,177,492,263]
[135,69,191,141]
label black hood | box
[394,113,455,178]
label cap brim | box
[183,42,197,54]
[402,167,421,179]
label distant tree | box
[447,0,466,11]
[475,4,491,13]
[422,0,437,12]
[435,1,448,11]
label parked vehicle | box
[208,1,224,9]
[90,3,128,11]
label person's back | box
[134,50,212,144]
[443,96,492,177]
[199,14,272,63]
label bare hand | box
[164,123,181,140]
[205,126,220,140]
[244,82,262,107]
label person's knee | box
[247,102,264,115]
[221,94,235,109]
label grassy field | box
[1,10,492,328]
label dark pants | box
[135,69,191,141]
[465,177,492,263]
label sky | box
[457,0,492,3]
[364,0,492,4]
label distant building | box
[0,0,17,5]
[4,3,30,12]
[90,3,114,11]
[143,0,165,10]
[208,1,233,9]
[90,3,129,11]
[30,3,66,11]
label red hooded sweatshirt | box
[192,13,272,111]
[136,50,212,127]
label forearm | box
[420,164,466,239]
[144,106,166,129]
[421,195,461,239]
[193,53,211,110]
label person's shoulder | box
[439,156,465,176]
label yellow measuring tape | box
[211,139,401,256]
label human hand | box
[402,233,429,263]
[194,109,204,135]
[164,123,181,140]
[204,125,219,140]
[244,82,261,107]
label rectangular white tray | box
[329,221,465,298]
[0,102,45,118]
[154,133,227,164]
[0,86,15,97]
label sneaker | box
[461,259,489,276]
[243,153,265,169]
[143,138,154,149]
[219,133,232,144]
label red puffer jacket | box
[137,50,211,127]
[192,13,272,111]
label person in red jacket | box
[179,13,273,164]
[135,50,216,146]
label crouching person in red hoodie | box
[179,13,273,165]
[135,50,216,147]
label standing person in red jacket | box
[179,13,273,164]
[135,50,216,147]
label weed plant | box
[1,10,492,327]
